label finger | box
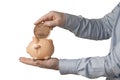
[19,57,39,66]
[34,13,54,25]
[34,14,48,25]
[34,17,44,25]
[44,21,56,27]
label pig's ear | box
[48,39,53,43]
[32,36,35,40]
[32,36,37,40]
[32,36,39,42]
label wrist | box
[53,58,59,70]
[47,58,59,70]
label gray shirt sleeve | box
[61,3,119,40]
[59,42,120,78]
[59,3,120,79]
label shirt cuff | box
[59,59,79,74]
[60,13,83,31]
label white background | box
[0,0,119,80]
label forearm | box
[59,57,106,79]
[59,42,120,79]
[60,13,114,40]
[60,3,120,40]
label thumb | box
[44,21,57,27]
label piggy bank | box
[26,37,54,59]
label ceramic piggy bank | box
[26,37,54,59]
